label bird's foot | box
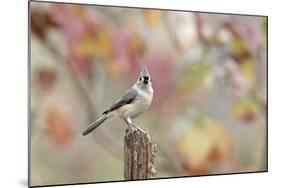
[126,121,146,133]
[132,124,146,133]
[130,122,145,133]
[127,123,135,132]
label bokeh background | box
[29,1,267,186]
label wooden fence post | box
[124,129,157,180]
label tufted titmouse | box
[82,66,153,136]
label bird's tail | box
[82,114,109,136]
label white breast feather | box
[121,85,153,119]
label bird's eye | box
[139,77,142,81]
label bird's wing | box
[103,88,138,114]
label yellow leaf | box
[232,99,258,123]
[144,10,164,28]
[238,59,255,88]
[74,25,113,61]
[94,25,113,60]
[205,119,233,161]
[178,126,213,168]
[130,32,145,55]
[74,34,96,57]
[178,116,233,168]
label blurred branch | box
[43,38,125,159]
[44,41,97,119]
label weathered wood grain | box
[124,129,157,180]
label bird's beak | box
[143,76,149,84]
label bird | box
[82,66,153,136]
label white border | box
[1,0,279,188]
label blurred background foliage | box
[30,2,267,186]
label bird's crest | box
[140,65,150,78]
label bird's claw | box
[127,121,146,134]
[136,126,146,133]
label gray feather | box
[82,115,107,136]
[103,88,138,114]
[141,66,150,78]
